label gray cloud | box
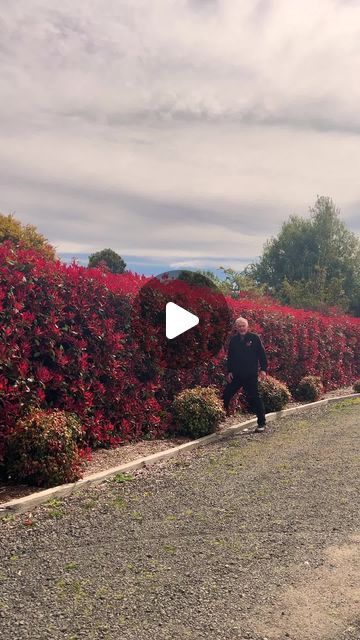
[0,0,359,270]
[0,167,276,262]
[0,168,283,233]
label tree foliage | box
[248,197,360,315]
[0,213,56,260]
[217,267,268,298]
[187,267,268,298]
[177,270,218,290]
[88,248,126,274]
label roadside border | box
[1,393,359,515]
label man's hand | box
[259,370,267,380]
[227,372,233,383]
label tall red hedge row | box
[0,243,166,461]
[0,242,359,462]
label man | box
[223,316,267,432]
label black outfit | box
[223,331,267,426]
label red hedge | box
[0,242,359,461]
[0,243,166,461]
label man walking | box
[223,316,268,432]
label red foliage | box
[0,243,168,461]
[0,241,359,462]
[4,407,85,487]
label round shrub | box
[295,375,324,402]
[353,380,360,393]
[4,408,85,487]
[172,386,225,439]
[258,375,291,412]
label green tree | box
[179,268,267,298]
[281,269,350,313]
[0,213,56,260]
[177,270,218,290]
[249,197,360,315]
[88,248,126,274]
[217,267,267,298]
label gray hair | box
[235,316,248,325]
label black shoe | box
[254,424,266,433]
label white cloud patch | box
[0,0,359,271]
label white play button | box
[166,302,199,340]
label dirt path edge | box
[1,393,359,516]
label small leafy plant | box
[295,375,324,402]
[172,386,225,439]
[4,408,85,487]
[258,375,291,412]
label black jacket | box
[227,332,267,377]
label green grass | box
[112,496,127,510]
[111,472,134,484]
[131,510,142,521]
[46,498,64,519]
[0,514,16,523]
[81,496,99,510]
[330,397,360,410]
[56,578,87,601]
[64,561,79,571]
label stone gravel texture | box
[1,386,355,504]
[0,399,359,640]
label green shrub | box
[172,386,225,439]
[4,408,85,487]
[353,379,360,393]
[258,375,291,412]
[295,375,324,402]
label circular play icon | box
[132,270,232,372]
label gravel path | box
[1,399,359,640]
[1,386,355,504]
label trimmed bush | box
[295,375,324,402]
[353,380,360,393]
[172,386,225,439]
[258,375,291,412]
[4,408,85,487]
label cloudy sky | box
[1,0,359,274]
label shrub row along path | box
[1,399,359,640]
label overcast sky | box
[1,0,359,274]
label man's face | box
[235,320,248,335]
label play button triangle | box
[166,302,199,340]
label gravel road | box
[1,399,359,640]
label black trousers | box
[223,374,266,426]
